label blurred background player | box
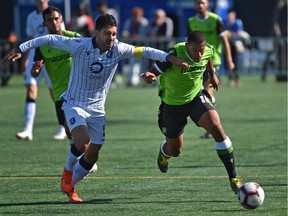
[31,6,82,146]
[16,0,66,141]
[187,0,235,138]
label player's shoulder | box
[62,30,82,38]
[208,12,222,21]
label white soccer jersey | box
[26,10,49,38]
[19,35,169,114]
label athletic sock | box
[24,99,36,132]
[160,141,171,158]
[64,144,83,171]
[72,156,93,187]
[215,137,236,179]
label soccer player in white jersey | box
[16,0,67,141]
[3,14,189,202]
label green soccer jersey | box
[34,30,81,101]
[187,12,224,66]
[157,42,214,105]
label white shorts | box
[62,103,106,144]
[24,49,52,88]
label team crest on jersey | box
[70,117,76,125]
[89,62,103,74]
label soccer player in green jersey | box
[187,0,235,138]
[31,6,81,146]
[141,31,242,195]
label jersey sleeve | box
[153,47,175,73]
[19,35,81,55]
[216,18,226,36]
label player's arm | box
[133,46,189,69]
[31,48,43,78]
[141,48,177,85]
[206,58,219,91]
[217,19,235,71]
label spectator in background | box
[224,9,248,87]
[0,32,18,86]
[121,7,149,86]
[148,9,174,51]
[224,9,243,87]
[68,2,94,37]
[94,1,120,26]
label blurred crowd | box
[0,0,286,87]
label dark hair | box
[42,6,62,20]
[187,31,206,44]
[95,14,117,31]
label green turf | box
[0,74,286,215]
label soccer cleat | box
[53,126,67,140]
[61,169,73,194]
[67,187,82,203]
[157,148,170,173]
[16,130,33,141]
[200,131,213,139]
[230,176,243,194]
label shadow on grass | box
[0,198,113,207]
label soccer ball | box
[237,182,265,209]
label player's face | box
[186,41,206,62]
[43,11,63,34]
[194,0,209,14]
[96,26,117,52]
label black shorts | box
[158,90,215,138]
[55,100,65,126]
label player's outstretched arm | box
[2,48,23,62]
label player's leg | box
[157,102,186,173]
[200,67,219,139]
[16,51,39,140]
[197,108,241,194]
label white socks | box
[24,102,36,132]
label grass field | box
[0,74,287,215]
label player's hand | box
[31,60,43,77]
[209,74,219,91]
[226,59,235,71]
[2,48,22,62]
[141,72,157,84]
[166,55,190,70]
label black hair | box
[42,6,62,20]
[95,14,117,31]
[187,31,206,44]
